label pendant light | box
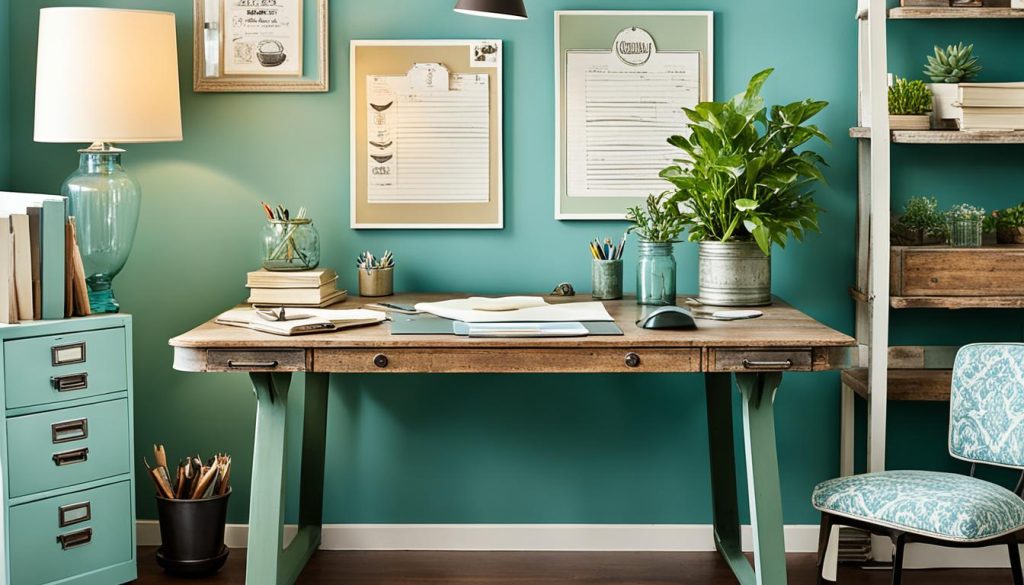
[454,0,528,20]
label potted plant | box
[987,203,1024,244]
[893,196,946,245]
[889,76,933,130]
[660,68,827,307]
[626,192,687,306]
[924,43,981,128]
[946,203,986,248]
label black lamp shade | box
[454,0,528,20]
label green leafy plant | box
[889,77,933,115]
[896,196,946,237]
[625,192,688,243]
[924,43,982,84]
[946,203,986,222]
[659,68,827,256]
[984,203,1024,231]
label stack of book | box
[958,83,1024,131]
[0,191,88,323]
[246,268,347,307]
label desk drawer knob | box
[625,353,641,368]
[373,354,389,368]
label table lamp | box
[454,0,528,19]
[34,7,182,313]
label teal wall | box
[0,0,9,189]
[4,0,1019,526]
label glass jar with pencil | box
[259,202,320,271]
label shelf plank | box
[842,368,952,401]
[890,245,1024,309]
[891,296,1024,309]
[889,7,1024,19]
[850,127,1024,143]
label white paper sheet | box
[223,0,302,76]
[415,298,614,323]
[367,63,490,204]
[565,50,700,198]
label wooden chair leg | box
[891,533,907,585]
[817,513,835,584]
[1008,537,1023,585]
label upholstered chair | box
[812,343,1024,585]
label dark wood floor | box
[135,547,1006,584]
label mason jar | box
[948,219,983,248]
[636,241,676,305]
[262,219,320,271]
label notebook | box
[216,307,385,336]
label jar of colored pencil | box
[589,237,625,300]
[261,219,320,271]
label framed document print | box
[194,0,328,92]
[555,11,713,220]
[351,40,504,229]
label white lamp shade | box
[34,8,182,144]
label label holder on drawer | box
[51,342,87,366]
[51,418,89,444]
[58,501,92,528]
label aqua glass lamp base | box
[61,142,141,315]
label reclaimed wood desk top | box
[170,294,854,375]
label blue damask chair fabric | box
[812,470,1024,542]
[949,343,1024,469]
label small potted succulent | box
[889,77,933,130]
[893,196,946,245]
[987,203,1024,245]
[924,43,981,128]
[946,204,986,248]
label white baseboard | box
[135,522,1017,569]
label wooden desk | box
[170,294,854,585]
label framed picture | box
[350,40,504,229]
[193,0,328,92]
[555,11,714,220]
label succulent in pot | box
[888,76,933,130]
[893,196,946,246]
[660,68,828,307]
[924,43,982,127]
[626,192,687,306]
[945,203,985,248]
[987,203,1024,245]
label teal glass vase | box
[636,241,677,306]
[61,144,141,313]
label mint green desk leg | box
[705,372,787,585]
[247,372,330,585]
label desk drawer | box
[314,348,701,373]
[7,398,130,498]
[206,349,307,372]
[9,480,133,585]
[5,328,127,409]
[708,349,814,372]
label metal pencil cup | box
[592,259,623,300]
[358,267,394,297]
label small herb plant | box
[625,192,687,243]
[889,77,933,115]
[895,196,946,241]
[924,43,982,84]
[946,203,986,223]
[985,203,1024,231]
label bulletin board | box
[555,11,714,220]
[350,40,504,229]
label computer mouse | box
[637,306,697,330]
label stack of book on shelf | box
[246,268,347,307]
[958,83,1024,131]
[0,192,90,324]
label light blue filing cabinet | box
[0,315,135,585]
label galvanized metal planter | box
[698,241,771,307]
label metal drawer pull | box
[52,418,89,444]
[58,501,92,528]
[624,353,641,368]
[51,373,88,392]
[51,342,86,366]
[52,447,89,467]
[742,359,793,370]
[56,527,92,550]
[226,360,279,369]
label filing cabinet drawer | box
[9,480,132,585]
[7,399,130,498]
[709,349,814,372]
[5,328,127,409]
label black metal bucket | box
[155,489,231,577]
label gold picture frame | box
[193,0,328,93]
